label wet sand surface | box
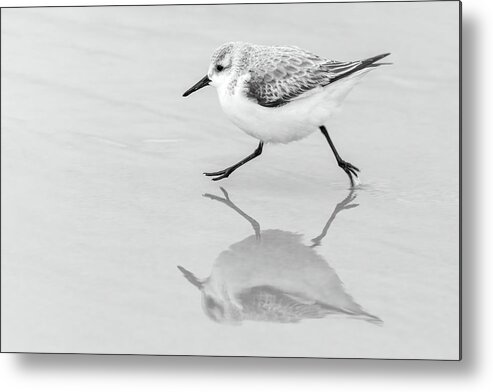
[1,2,459,358]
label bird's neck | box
[218,71,249,99]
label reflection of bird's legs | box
[311,190,359,247]
[203,187,261,239]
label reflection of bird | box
[178,188,381,325]
[183,42,390,186]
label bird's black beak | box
[182,75,211,97]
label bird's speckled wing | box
[245,46,376,108]
[237,286,338,323]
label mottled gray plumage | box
[238,286,365,323]
[210,42,390,108]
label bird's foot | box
[338,160,360,187]
[203,168,233,181]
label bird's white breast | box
[215,70,372,144]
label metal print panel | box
[1,1,460,359]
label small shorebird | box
[183,42,390,186]
[178,188,381,325]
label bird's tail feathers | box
[330,52,391,83]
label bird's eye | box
[216,64,224,72]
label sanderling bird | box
[183,42,390,186]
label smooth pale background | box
[1,0,459,359]
[0,0,483,390]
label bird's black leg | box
[319,125,359,187]
[204,141,264,181]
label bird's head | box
[177,265,242,324]
[182,42,245,97]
